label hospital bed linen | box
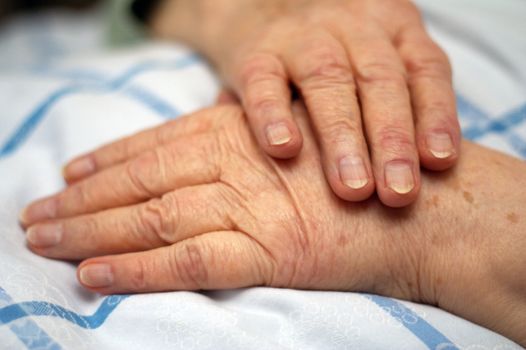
[0,0,525,349]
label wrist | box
[413,142,526,345]
[365,141,526,346]
[150,0,283,66]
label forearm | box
[407,142,526,345]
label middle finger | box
[286,31,375,202]
[344,29,421,207]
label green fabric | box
[106,0,146,46]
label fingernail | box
[64,156,95,180]
[266,122,292,146]
[18,208,28,225]
[340,156,369,189]
[26,224,63,248]
[79,264,114,288]
[385,161,415,194]
[427,133,455,159]
[19,197,57,225]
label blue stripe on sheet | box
[0,295,130,330]
[123,85,181,118]
[0,287,62,350]
[457,94,526,158]
[32,67,107,82]
[0,54,199,157]
[0,85,81,156]
[366,295,459,350]
[456,94,490,122]
[462,103,526,149]
[1,292,458,350]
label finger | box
[26,184,233,260]
[216,88,240,105]
[286,33,374,201]
[21,135,222,226]
[347,32,421,207]
[63,108,224,184]
[76,231,273,294]
[396,25,460,170]
[235,53,303,159]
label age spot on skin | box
[506,212,519,224]
[435,276,443,287]
[426,195,439,208]
[462,191,474,204]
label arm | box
[21,104,526,345]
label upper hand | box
[152,0,461,207]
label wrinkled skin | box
[140,0,460,207]
[21,104,526,345]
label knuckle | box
[300,46,354,87]
[126,150,159,198]
[239,53,286,86]
[175,241,209,289]
[420,101,456,122]
[82,215,103,246]
[375,125,415,154]
[82,152,100,172]
[100,140,127,162]
[418,101,460,133]
[104,137,133,164]
[205,131,232,173]
[406,52,452,80]
[138,195,179,244]
[355,61,407,86]
[245,95,282,115]
[319,119,360,146]
[206,105,244,130]
[130,257,150,290]
[65,183,90,212]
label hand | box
[146,0,461,208]
[21,103,526,345]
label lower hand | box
[20,103,526,345]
